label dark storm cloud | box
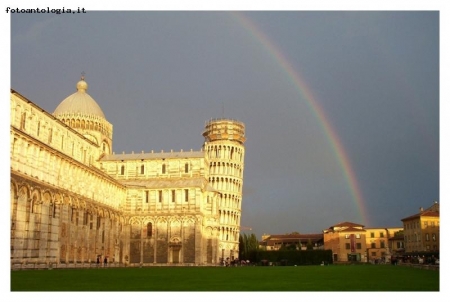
[9,10,439,238]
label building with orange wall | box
[323,222,368,262]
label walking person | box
[96,256,100,268]
[104,256,108,267]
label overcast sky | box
[7,5,443,239]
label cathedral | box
[10,77,246,267]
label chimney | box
[420,207,424,212]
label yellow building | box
[10,77,246,267]
[388,232,405,257]
[364,227,403,262]
[401,201,439,254]
[323,222,403,263]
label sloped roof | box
[329,221,365,229]
[260,233,324,246]
[401,210,439,221]
[264,234,323,241]
[322,221,366,234]
[341,226,367,232]
[389,235,404,241]
[401,202,440,221]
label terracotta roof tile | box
[401,210,439,221]
[329,221,365,228]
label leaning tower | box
[203,118,246,262]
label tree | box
[239,233,260,260]
[287,244,297,250]
[394,230,404,237]
[306,239,314,250]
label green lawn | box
[10,265,439,291]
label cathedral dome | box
[53,77,106,119]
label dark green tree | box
[239,233,260,260]
[394,230,404,237]
[287,244,297,250]
[306,239,314,250]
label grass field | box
[10,265,439,291]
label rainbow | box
[232,12,370,226]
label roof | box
[401,202,440,221]
[261,234,323,243]
[101,150,204,161]
[364,226,403,230]
[118,177,216,191]
[322,221,366,234]
[389,235,404,241]
[341,226,367,232]
[260,234,324,246]
[401,210,439,221]
[10,89,99,147]
[329,221,365,228]
[53,78,106,119]
[264,234,323,240]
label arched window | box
[185,163,189,173]
[30,197,35,214]
[48,203,54,218]
[20,112,26,130]
[141,164,145,174]
[162,164,166,174]
[84,211,89,225]
[70,207,75,223]
[53,204,58,218]
[147,222,152,237]
[120,165,125,175]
